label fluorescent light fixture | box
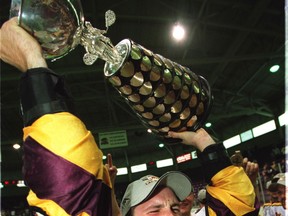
[147,129,152,133]
[156,158,173,168]
[278,112,288,126]
[223,135,241,149]
[117,167,128,175]
[17,180,27,187]
[240,130,253,142]
[158,143,165,148]
[131,163,147,173]
[252,120,276,137]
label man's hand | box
[242,157,259,185]
[0,17,47,72]
[105,153,118,188]
[168,128,216,152]
[104,154,121,216]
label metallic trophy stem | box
[79,10,122,66]
[80,21,122,66]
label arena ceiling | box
[0,0,285,195]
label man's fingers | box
[107,153,113,168]
[245,162,259,175]
[167,131,178,138]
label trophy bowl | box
[10,0,84,60]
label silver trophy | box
[10,0,213,142]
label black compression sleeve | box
[20,67,74,126]
[197,143,232,183]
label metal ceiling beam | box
[1,50,283,82]
[208,0,272,86]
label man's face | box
[269,185,286,209]
[179,192,194,216]
[277,185,286,209]
[132,187,181,216]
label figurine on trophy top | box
[80,10,122,66]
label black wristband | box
[197,143,232,183]
[20,67,75,126]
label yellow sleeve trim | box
[27,190,70,216]
[206,165,255,216]
[263,202,283,207]
[23,112,111,187]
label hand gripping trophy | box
[10,0,213,143]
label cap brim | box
[145,171,192,202]
[268,173,286,191]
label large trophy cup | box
[10,0,213,143]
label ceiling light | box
[13,143,21,150]
[278,112,288,126]
[102,155,107,160]
[147,129,152,133]
[17,180,27,187]
[240,130,253,142]
[223,135,241,149]
[156,158,173,168]
[205,122,212,127]
[117,167,128,175]
[131,163,147,173]
[172,23,185,41]
[269,65,280,73]
[252,120,276,137]
[158,143,164,148]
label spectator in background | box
[194,189,207,216]
[262,172,287,215]
[179,189,196,216]
[262,162,276,187]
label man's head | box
[197,189,207,206]
[120,171,192,216]
[179,191,195,216]
[267,172,286,209]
